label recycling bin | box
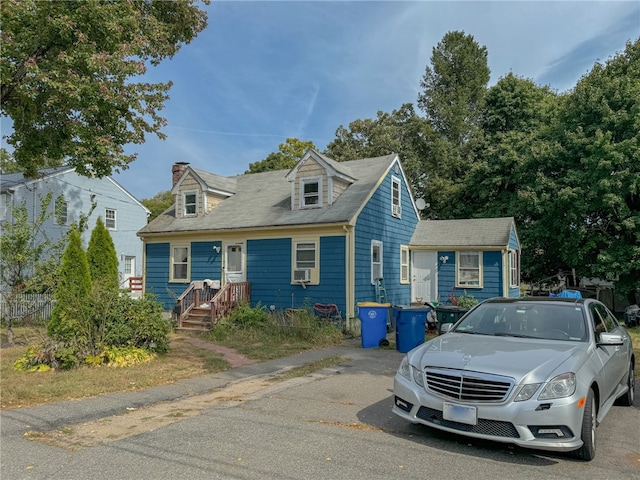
[435,305,469,333]
[357,302,390,348]
[395,305,429,353]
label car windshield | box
[453,302,587,341]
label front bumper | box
[392,373,585,453]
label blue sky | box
[2,1,639,200]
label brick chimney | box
[172,162,189,187]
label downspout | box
[343,224,354,331]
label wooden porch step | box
[177,325,212,332]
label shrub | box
[102,295,170,354]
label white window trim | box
[300,176,322,208]
[55,196,68,225]
[171,244,190,282]
[391,176,402,218]
[509,250,520,287]
[400,245,409,284]
[292,239,319,284]
[105,208,116,230]
[371,240,383,285]
[183,190,198,217]
[456,250,483,288]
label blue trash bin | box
[395,306,429,353]
[357,302,390,348]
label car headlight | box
[413,366,424,387]
[538,372,576,400]
[397,356,424,387]
[398,356,411,380]
[514,383,542,402]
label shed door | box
[224,244,244,284]
[412,251,437,303]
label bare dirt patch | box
[25,374,293,451]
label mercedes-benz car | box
[392,297,635,460]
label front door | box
[224,243,244,284]
[123,256,136,284]
[412,251,437,303]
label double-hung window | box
[300,177,321,208]
[293,241,317,283]
[55,196,68,225]
[105,208,116,229]
[183,191,197,216]
[509,250,520,287]
[391,176,401,217]
[371,240,383,284]
[457,251,482,287]
[400,245,409,283]
[172,245,189,282]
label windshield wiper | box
[494,332,537,338]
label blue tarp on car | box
[550,290,582,298]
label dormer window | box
[183,191,197,216]
[301,177,321,208]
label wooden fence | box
[0,293,54,324]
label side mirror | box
[597,332,624,346]
[440,323,453,334]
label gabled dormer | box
[285,149,356,210]
[171,162,236,219]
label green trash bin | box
[435,305,469,333]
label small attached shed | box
[409,217,521,304]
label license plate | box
[443,402,477,425]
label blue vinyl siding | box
[191,241,222,280]
[437,250,505,304]
[246,238,293,309]
[145,242,175,308]
[354,166,418,309]
[145,241,222,309]
[247,236,347,313]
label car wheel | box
[573,388,596,461]
[617,361,635,407]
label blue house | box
[410,217,521,304]
[137,149,521,331]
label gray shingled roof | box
[0,166,73,191]
[410,217,516,248]
[190,168,238,194]
[139,154,397,235]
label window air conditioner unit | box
[294,268,311,282]
[392,204,402,216]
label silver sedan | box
[392,297,635,461]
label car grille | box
[424,368,513,402]
[417,406,520,438]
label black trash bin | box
[395,306,429,353]
[435,305,468,333]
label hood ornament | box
[462,354,472,366]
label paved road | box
[2,341,639,479]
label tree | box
[324,104,436,215]
[0,148,21,173]
[0,192,63,344]
[246,138,316,173]
[416,31,491,219]
[549,38,640,298]
[141,190,174,222]
[0,0,208,178]
[86,217,119,292]
[459,73,562,280]
[417,30,490,148]
[47,225,93,350]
